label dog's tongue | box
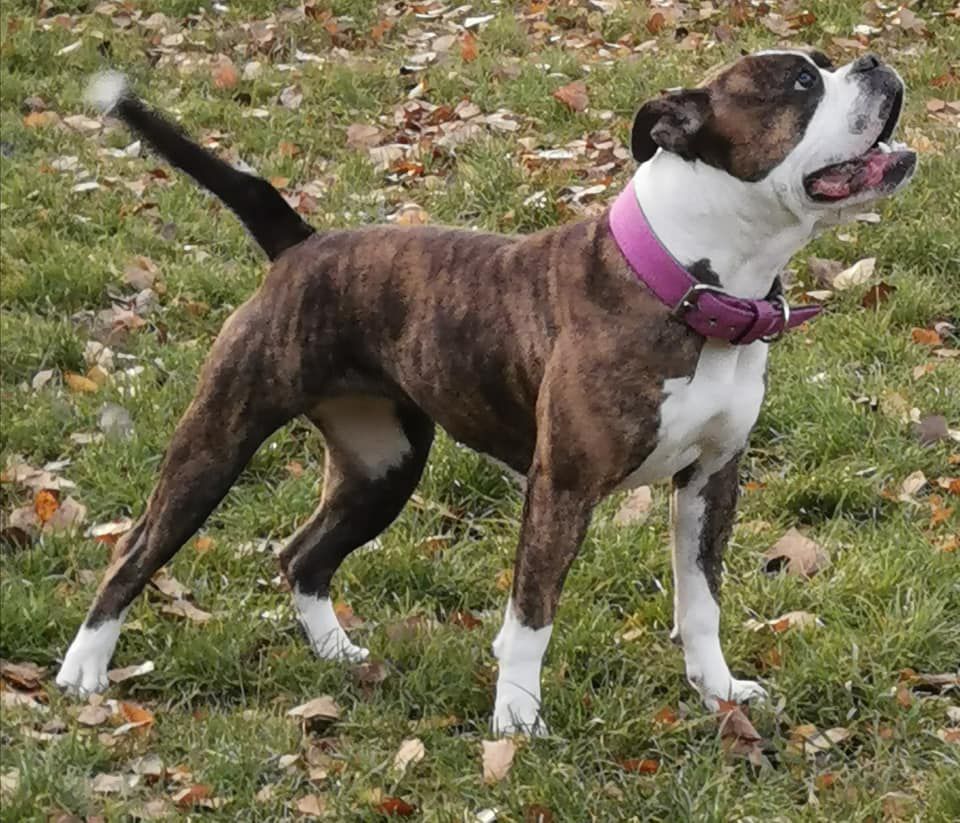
[808,148,898,199]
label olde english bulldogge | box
[58,50,916,735]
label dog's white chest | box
[620,341,768,488]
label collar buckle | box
[760,294,791,343]
[671,282,727,319]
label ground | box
[1,1,959,820]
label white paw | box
[699,677,768,712]
[312,631,370,663]
[56,621,120,696]
[491,697,548,737]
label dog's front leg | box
[491,463,595,736]
[671,454,767,710]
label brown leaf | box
[861,281,897,309]
[334,601,364,629]
[65,372,99,394]
[913,415,949,446]
[91,773,131,795]
[194,536,215,554]
[525,805,554,823]
[211,56,238,90]
[160,600,212,623]
[77,701,112,727]
[653,705,679,727]
[23,110,60,128]
[911,327,942,346]
[807,256,843,287]
[613,486,653,526]
[172,784,213,808]
[926,99,946,113]
[375,796,416,817]
[288,695,340,733]
[896,683,913,708]
[346,123,381,150]
[482,738,516,783]
[744,611,820,633]
[394,204,429,226]
[937,728,960,744]
[619,758,659,774]
[351,659,389,686]
[788,724,851,756]
[448,609,482,630]
[881,791,916,820]
[150,572,191,600]
[833,258,875,290]
[279,85,303,110]
[108,660,155,684]
[118,701,155,731]
[646,11,667,33]
[295,794,326,817]
[553,80,588,113]
[763,528,828,578]
[0,660,47,690]
[460,30,478,62]
[123,256,159,290]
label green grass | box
[2,1,959,820]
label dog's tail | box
[85,71,314,261]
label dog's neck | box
[632,153,817,299]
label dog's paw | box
[700,678,768,712]
[56,622,119,696]
[491,699,549,738]
[312,631,370,663]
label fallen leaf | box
[129,799,171,819]
[194,536,215,554]
[653,705,679,727]
[295,794,326,817]
[524,805,554,823]
[911,327,942,346]
[898,470,927,501]
[833,258,876,290]
[553,80,589,113]
[23,110,60,128]
[619,758,659,773]
[0,660,47,690]
[744,611,820,633]
[715,700,764,764]
[460,30,478,62]
[77,702,112,727]
[346,123,381,149]
[763,528,828,577]
[392,738,425,775]
[896,683,913,708]
[160,600,212,624]
[0,769,19,797]
[65,372,99,394]
[91,773,131,795]
[393,204,429,226]
[172,784,212,808]
[150,572,191,600]
[613,486,653,526]
[861,281,897,309]
[881,791,916,820]
[129,753,164,781]
[926,99,946,113]
[448,609,482,630]
[935,348,960,359]
[279,85,303,110]
[375,796,416,816]
[288,695,340,732]
[351,659,389,686]
[123,256,159,290]
[914,415,949,446]
[108,660,155,684]
[495,568,513,592]
[646,12,667,33]
[937,728,960,744]
[44,496,86,533]
[118,701,155,730]
[788,724,851,756]
[482,739,516,784]
[211,56,238,90]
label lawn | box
[1,0,959,820]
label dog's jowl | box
[59,54,916,735]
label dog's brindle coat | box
[59,51,915,733]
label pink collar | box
[608,184,821,344]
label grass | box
[1,0,959,820]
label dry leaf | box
[194,536,215,553]
[482,739,516,784]
[172,784,213,808]
[77,702,112,727]
[937,728,960,744]
[65,372,99,394]
[619,758,659,773]
[351,659,389,686]
[91,773,131,794]
[460,30,479,62]
[34,489,59,523]
[295,794,326,817]
[861,281,897,309]
[911,327,942,346]
[123,256,158,290]
[280,85,303,110]
[788,724,851,756]
[881,791,916,820]
[763,528,828,577]
[394,204,429,226]
[553,80,589,113]
[375,796,416,816]
[150,572,191,600]
[346,123,381,149]
[118,701,155,729]
[744,611,820,633]
[288,695,340,733]
[392,738,425,774]
[833,257,875,290]
[448,609,482,630]
[898,470,927,501]
[160,600,212,623]
[44,496,86,533]
[211,56,238,90]
[613,486,653,526]
[0,660,47,690]
[108,660,155,684]
[646,11,667,33]
[716,700,764,764]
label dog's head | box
[631,50,916,220]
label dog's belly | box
[619,340,768,489]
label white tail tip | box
[85,71,128,114]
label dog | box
[57,50,916,735]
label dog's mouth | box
[803,88,916,202]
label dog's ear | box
[630,89,713,164]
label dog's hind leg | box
[279,397,433,661]
[56,301,294,695]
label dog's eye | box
[794,69,816,91]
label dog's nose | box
[851,54,881,73]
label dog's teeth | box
[877,141,891,154]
